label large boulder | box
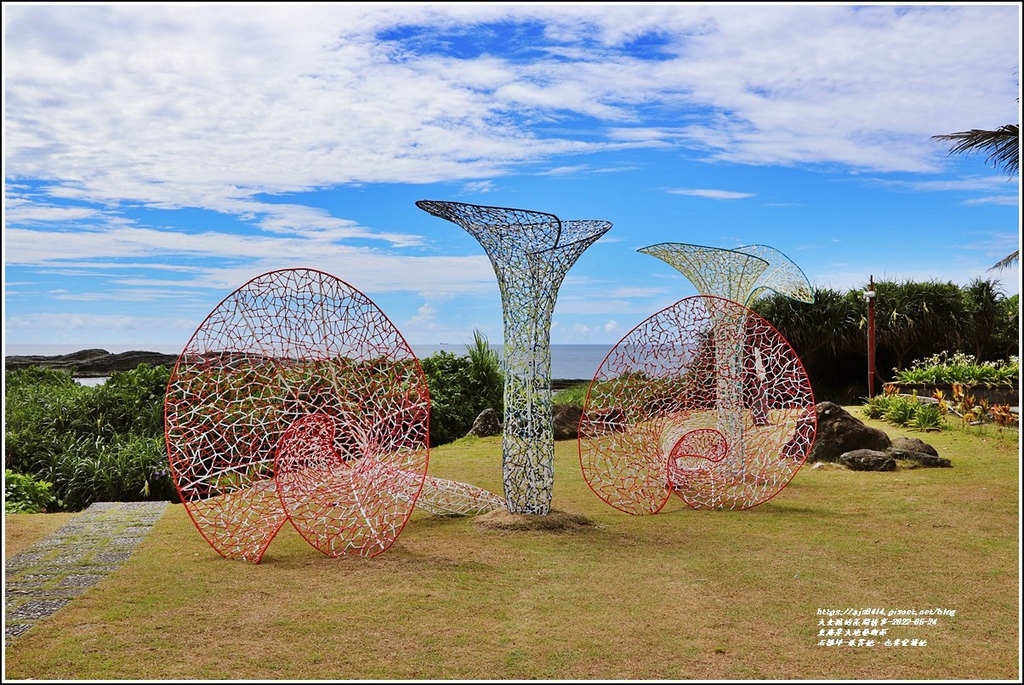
[809,401,891,463]
[466,407,502,438]
[553,404,584,441]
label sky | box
[3,2,1021,355]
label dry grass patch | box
[3,511,77,559]
[473,508,599,532]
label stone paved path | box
[4,501,169,647]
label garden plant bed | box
[885,382,1019,407]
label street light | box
[865,276,877,398]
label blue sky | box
[3,2,1021,354]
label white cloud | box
[666,188,756,200]
[963,196,1020,207]
[5,4,1017,214]
[406,302,437,326]
[540,165,591,176]
[3,4,1019,346]
[3,202,102,223]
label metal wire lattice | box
[417,200,612,514]
[164,268,431,562]
[579,295,816,512]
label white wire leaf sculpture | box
[638,243,815,306]
[416,200,612,515]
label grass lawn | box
[3,408,1019,680]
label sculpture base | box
[473,509,598,532]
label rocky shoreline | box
[3,348,592,387]
[4,349,179,377]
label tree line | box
[751,277,1018,403]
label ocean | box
[411,344,611,381]
[4,343,614,383]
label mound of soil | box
[473,508,599,532]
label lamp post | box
[865,275,877,398]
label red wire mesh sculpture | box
[164,268,431,562]
[578,295,816,512]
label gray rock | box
[890,436,939,457]
[466,407,502,438]
[887,448,951,468]
[839,449,897,471]
[553,404,583,441]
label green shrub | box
[4,368,94,474]
[911,403,944,430]
[464,330,504,415]
[419,331,505,446]
[862,394,887,419]
[882,394,920,427]
[3,365,80,392]
[421,351,477,446]
[861,392,931,429]
[4,469,59,514]
[863,391,950,432]
[4,364,174,512]
[553,382,590,406]
[90,363,170,437]
[47,434,172,511]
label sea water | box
[412,343,611,380]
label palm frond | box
[988,250,1020,272]
[932,124,1019,177]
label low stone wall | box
[885,382,1020,406]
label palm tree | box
[932,121,1019,271]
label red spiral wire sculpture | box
[164,268,431,562]
[579,295,816,513]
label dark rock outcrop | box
[808,401,892,462]
[5,349,179,377]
